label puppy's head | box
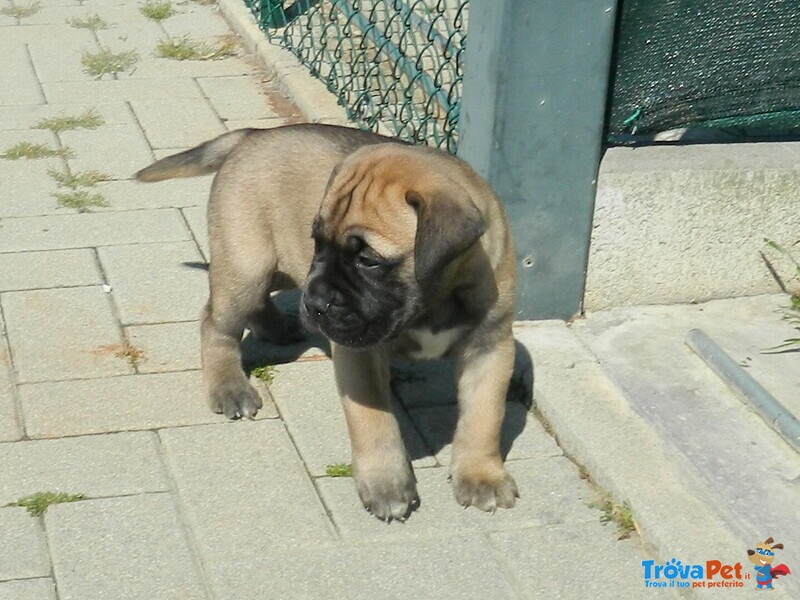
[300,143,486,348]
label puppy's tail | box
[135,129,254,182]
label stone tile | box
[0,129,63,217]
[60,124,154,180]
[198,76,279,121]
[181,206,208,260]
[0,579,57,600]
[161,7,232,38]
[408,402,562,466]
[99,176,213,211]
[490,523,648,599]
[319,458,598,540]
[0,209,191,252]
[2,286,132,383]
[0,249,101,291]
[28,31,100,82]
[0,310,22,442]
[0,101,133,131]
[0,507,50,580]
[122,56,254,80]
[224,117,290,131]
[207,536,521,600]
[98,242,207,324]
[95,15,165,55]
[513,320,598,370]
[0,24,97,45]
[45,494,206,600]
[42,78,203,103]
[0,431,168,503]
[159,421,335,561]
[131,97,225,149]
[126,321,200,373]
[270,360,436,476]
[0,43,45,105]
[18,371,226,438]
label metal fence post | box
[458,0,618,320]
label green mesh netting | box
[244,0,468,153]
[608,0,800,138]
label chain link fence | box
[243,0,468,153]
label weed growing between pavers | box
[251,365,276,384]
[54,190,109,212]
[48,167,111,189]
[67,14,110,30]
[325,463,354,477]
[155,36,237,61]
[139,0,175,21]
[761,239,800,352]
[192,0,217,5]
[1,142,74,160]
[81,47,139,78]
[591,495,636,540]
[7,492,86,516]
[35,108,105,134]
[0,1,41,19]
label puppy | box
[136,124,518,521]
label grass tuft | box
[34,109,104,133]
[7,492,86,516]
[81,47,139,78]
[1,142,74,160]
[761,238,800,353]
[1,1,41,19]
[67,14,109,31]
[325,463,354,478]
[592,496,636,540]
[192,0,217,4]
[155,36,237,61]
[251,365,276,384]
[140,0,175,21]
[54,190,109,212]
[48,167,111,189]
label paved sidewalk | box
[0,1,652,599]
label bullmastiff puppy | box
[136,124,518,521]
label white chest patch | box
[405,327,464,360]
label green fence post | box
[457,0,618,320]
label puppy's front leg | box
[450,333,519,512]
[332,343,419,521]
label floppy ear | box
[406,188,486,283]
[772,543,784,550]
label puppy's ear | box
[406,188,486,283]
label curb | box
[216,0,352,126]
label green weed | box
[155,36,237,61]
[325,463,354,478]
[139,0,175,21]
[0,1,40,19]
[1,142,74,160]
[67,14,109,30]
[7,492,86,516]
[81,47,139,78]
[34,109,104,133]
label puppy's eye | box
[357,253,381,269]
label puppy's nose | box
[304,294,331,316]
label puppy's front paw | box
[354,460,420,522]
[209,377,262,420]
[451,459,519,512]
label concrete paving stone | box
[0,101,133,131]
[0,208,191,252]
[198,75,280,121]
[98,241,207,324]
[271,360,436,476]
[224,117,291,131]
[2,286,132,383]
[0,579,57,600]
[319,458,598,541]
[408,402,563,466]
[121,56,254,80]
[99,176,212,212]
[131,97,225,149]
[162,6,233,38]
[28,32,100,83]
[45,494,206,600]
[126,321,200,373]
[180,206,209,260]
[95,15,165,55]
[490,523,649,600]
[208,535,521,600]
[0,507,50,580]
[42,78,204,103]
[0,42,45,105]
[159,420,335,561]
[0,129,63,217]
[0,431,168,504]
[514,320,599,370]
[0,249,101,291]
[60,124,154,180]
[0,310,22,442]
[18,371,227,438]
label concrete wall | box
[585,143,800,311]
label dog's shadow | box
[240,291,534,463]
